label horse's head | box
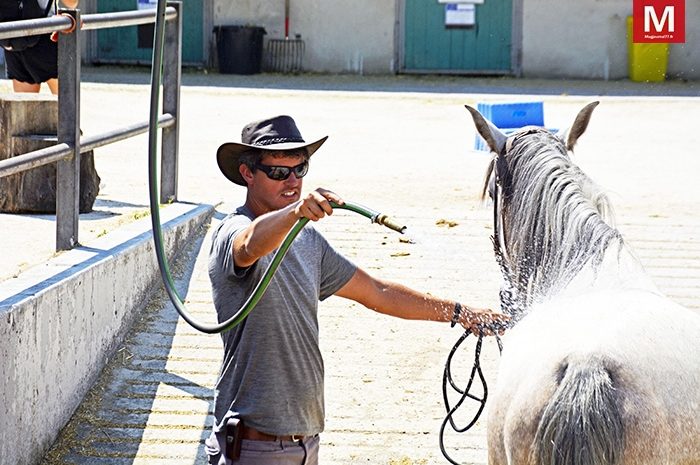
[465,102,599,203]
[465,102,624,317]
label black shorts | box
[4,34,58,84]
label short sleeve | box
[318,234,357,301]
[209,213,253,280]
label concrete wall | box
[213,0,396,73]
[0,203,213,465]
[521,0,700,80]
[521,1,627,79]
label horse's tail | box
[533,356,624,465]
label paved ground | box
[1,69,699,464]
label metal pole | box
[0,116,176,179]
[80,114,175,153]
[0,143,72,178]
[80,7,177,31]
[160,1,181,203]
[56,9,81,251]
[0,15,72,39]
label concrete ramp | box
[0,202,214,465]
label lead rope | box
[439,153,508,464]
[438,331,503,465]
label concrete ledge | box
[0,202,214,465]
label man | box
[2,0,80,94]
[205,115,510,465]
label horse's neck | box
[559,242,658,297]
[500,195,659,315]
[501,212,619,315]
[504,243,659,318]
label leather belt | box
[241,425,308,442]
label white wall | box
[667,5,700,79]
[213,0,396,74]
[521,0,700,80]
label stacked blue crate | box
[474,101,556,151]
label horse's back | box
[488,289,700,465]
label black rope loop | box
[439,330,504,465]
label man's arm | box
[233,188,343,268]
[335,267,510,334]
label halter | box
[492,154,509,269]
[492,127,545,270]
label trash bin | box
[627,16,669,82]
[214,25,266,75]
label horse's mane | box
[493,130,623,314]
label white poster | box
[445,3,476,27]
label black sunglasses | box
[254,161,309,181]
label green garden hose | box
[150,198,405,334]
[147,0,405,334]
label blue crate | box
[477,101,544,128]
[473,101,556,151]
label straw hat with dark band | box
[216,115,328,186]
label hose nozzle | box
[330,201,406,234]
[374,213,407,234]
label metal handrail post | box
[160,1,182,203]
[56,9,81,250]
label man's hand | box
[458,305,511,336]
[294,188,344,221]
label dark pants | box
[4,34,58,84]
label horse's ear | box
[465,105,507,154]
[558,101,600,151]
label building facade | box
[81,0,699,80]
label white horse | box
[466,102,700,465]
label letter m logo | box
[633,0,685,43]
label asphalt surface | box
[1,68,699,464]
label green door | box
[96,0,204,65]
[402,0,512,74]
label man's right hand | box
[293,188,344,221]
[234,188,345,268]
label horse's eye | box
[488,175,496,200]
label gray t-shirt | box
[208,206,357,436]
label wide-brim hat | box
[217,115,328,186]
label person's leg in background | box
[11,78,57,94]
[12,79,41,93]
[45,77,58,94]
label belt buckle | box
[290,434,303,442]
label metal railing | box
[0,3,182,250]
